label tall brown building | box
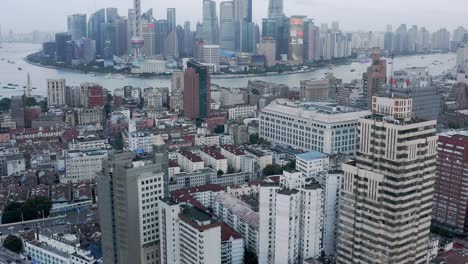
[433,132,468,235]
[364,51,387,108]
[183,60,211,120]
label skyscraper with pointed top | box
[268,0,283,19]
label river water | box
[0,43,456,97]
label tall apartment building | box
[432,132,468,235]
[259,99,370,155]
[258,170,323,263]
[159,200,245,264]
[296,151,341,255]
[336,96,437,264]
[47,79,66,107]
[98,150,167,264]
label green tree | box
[3,235,23,254]
[39,100,48,112]
[115,133,124,150]
[0,98,11,111]
[24,97,38,107]
[217,170,224,176]
[283,160,296,171]
[249,134,259,145]
[263,164,283,176]
[104,104,112,117]
[1,202,22,224]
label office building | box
[336,96,437,264]
[88,9,106,55]
[300,79,330,101]
[364,51,387,108]
[98,151,166,264]
[47,79,66,107]
[387,67,441,121]
[10,96,25,129]
[288,16,306,64]
[202,45,220,64]
[432,132,468,235]
[165,8,178,58]
[67,14,87,40]
[234,0,253,52]
[183,21,192,56]
[220,1,235,51]
[258,170,323,263]
[64,150,107,183]
[55,32,72,62]
[260,37,276,66]
[259,99,370,155]
[268,0,283,19]
[202,0,219,45]
[183,60,211,119]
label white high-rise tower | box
[129,0,144,65]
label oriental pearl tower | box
[129,0,144,65]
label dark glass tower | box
[183,60,211,120]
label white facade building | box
[296,151,329,177]
[197,147,228,174]
[25,232,96,264]
[132,60,167,74]
[123,130,164,153]
[213,193,260,254]
[258,170,323,264]
[220,145,245,172]
[47,79,66,107]
[64,150,107,183]
[203,45,221,65]
[177,150,205,173]
[259,99,370,155]
[336,96,437,264]
[159,201,244,264]
[228,105,257,120]
[195,135,220,147]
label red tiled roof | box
[201,146,226,160]
[221,223,242,241]
[179,150,203,162]
[221,145,245,156]
[169,160,179,168]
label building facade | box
[336,96,437,263]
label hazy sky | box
[1,0,467,34]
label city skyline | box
[1,0,468,34]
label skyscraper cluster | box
[382,24,462,55]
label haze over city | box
[1,0,468,33]
[0,0,468,263]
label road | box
[0,207,98,236]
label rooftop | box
[179,150,203,162]
[296,151,328,161]
[221,145,245,156]
[214,193,259,229]
[201,146,226,160]
[263,99,370,122]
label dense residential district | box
[1,0,468,264]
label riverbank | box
[25,51,356,80]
